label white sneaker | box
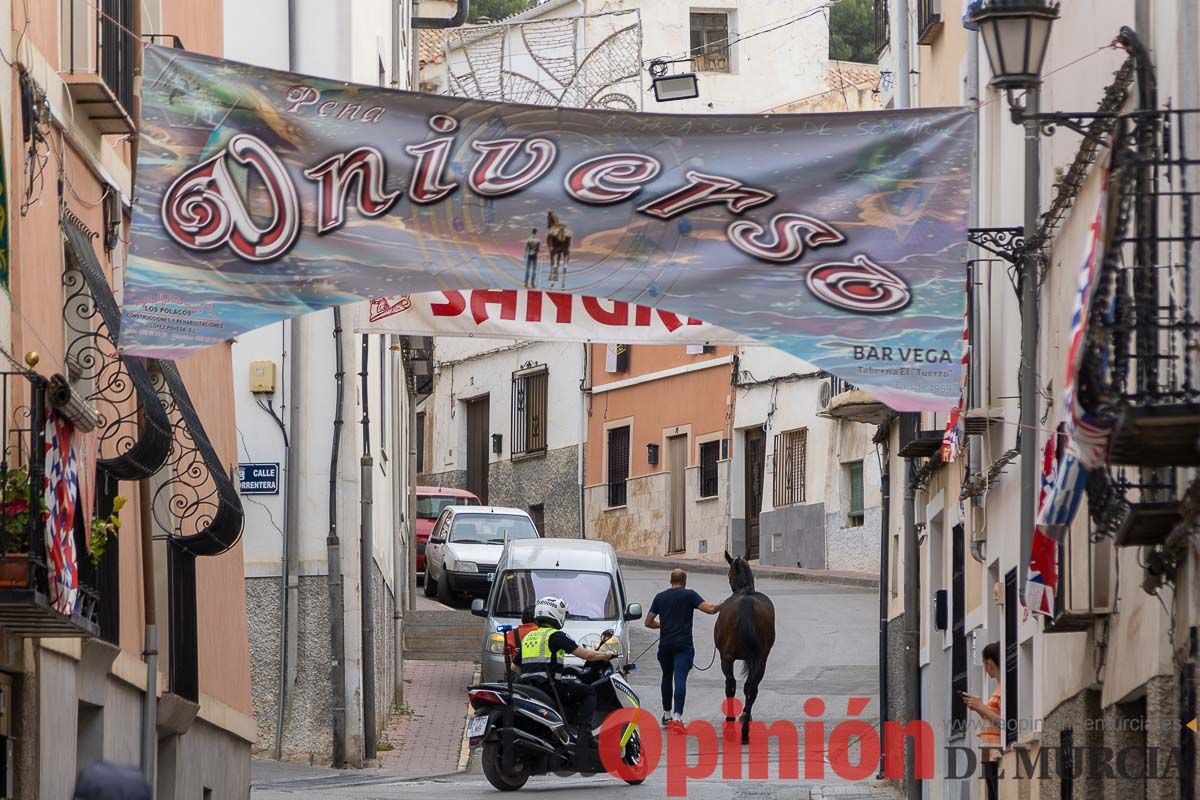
[661,713,671,727]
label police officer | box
[514,596,616,756]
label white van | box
[471,539,642,683]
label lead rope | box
[629,634,719,671]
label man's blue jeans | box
[524,256,537,287]
[657,646,693,715]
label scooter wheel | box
[482,740,530,791]
[621,732,646,786]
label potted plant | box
[89,496,127,567]
[0,465,36,587]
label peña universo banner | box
[119,45,974,411]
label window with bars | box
[699,441,720,498]
[846,461,864,527]
[772,428,807,507]
[607,426,631,507]
[690,11,731,72]
[511,367,548,456]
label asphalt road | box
[251,563,893,799]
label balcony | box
[896,412,944,459]
[916,0,942,45]
[0,371,99,638]
[819,374,893,425]
[872,0,890,55]
[1074,109,1200,547]
[60,0,136,135]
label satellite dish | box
[818,380,832,409]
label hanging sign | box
[355,291,757,344]
[119,45,974,411]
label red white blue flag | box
[43,410,80,616]
[1025,437,1060,617]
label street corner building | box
[0,0,254,796]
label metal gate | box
[466,396,490,504]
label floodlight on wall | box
[648,59,699,103]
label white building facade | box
[420,338,587,538]
[227,0,415,767]
[731,350,882,573]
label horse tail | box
[736,595,763,679]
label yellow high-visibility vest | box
[520,626,567,669]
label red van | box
[416,486,480,573]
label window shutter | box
[849,461,864,516]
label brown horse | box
[715,551,776,744]
[546,211,571,283]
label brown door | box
[667,435,688,553]
[744,428,765,560]
[466,396,490,504]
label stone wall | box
[825,505,882,573]
[758,502,827,569]
[423,445,580,538]
[245,575,333,762]
[1039,687,1104,799]
[585,473,669,554]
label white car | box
[423,506,541,603]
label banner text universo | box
[120,45,974,411]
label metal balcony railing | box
[1075,108,1200,546]
[0,371,99,638]
[872,0,890,55]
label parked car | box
[471,539,643,683]
[424,506,540,604]
[415,486,480,574]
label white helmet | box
[534,596,568,629]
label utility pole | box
[902,457,920,800]
[1018,92,1041,601]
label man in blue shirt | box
[645,569,723,726]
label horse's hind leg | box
[721,656,737,723]
[741,660,767,745]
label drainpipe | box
[136,418,157,788]
[894,0,911,109]
[578,343,588,539]
[966,22,982,504]
[359,335,378,760]
[277,0,304,761]
[412,0,469,28]
[1017,90,1040,602]
[328,309,348,768]
[390,336,405,706]
[902,458,920,799]
[874,420,891,779]
[1183,0,1200,399]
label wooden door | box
[668,435,687,553]
[744,428,765,560]
[466,396,490,504]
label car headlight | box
[486,633,507,654]
[446,558,478,573]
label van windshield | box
[492,569,618,621]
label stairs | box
[403,609,484,661]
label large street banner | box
[120,45,974,411]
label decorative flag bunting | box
[1025,437,1060,617]
[43,410,80,616]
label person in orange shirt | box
[963,642,1003,800]
[504,605,539,667]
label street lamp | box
[973,0,1059,95]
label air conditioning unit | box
[818,380,832,410]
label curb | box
[457,663,481,773]
[617,553,880,589]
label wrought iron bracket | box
[967,226,1025,264]
[1007,92,1121,147]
